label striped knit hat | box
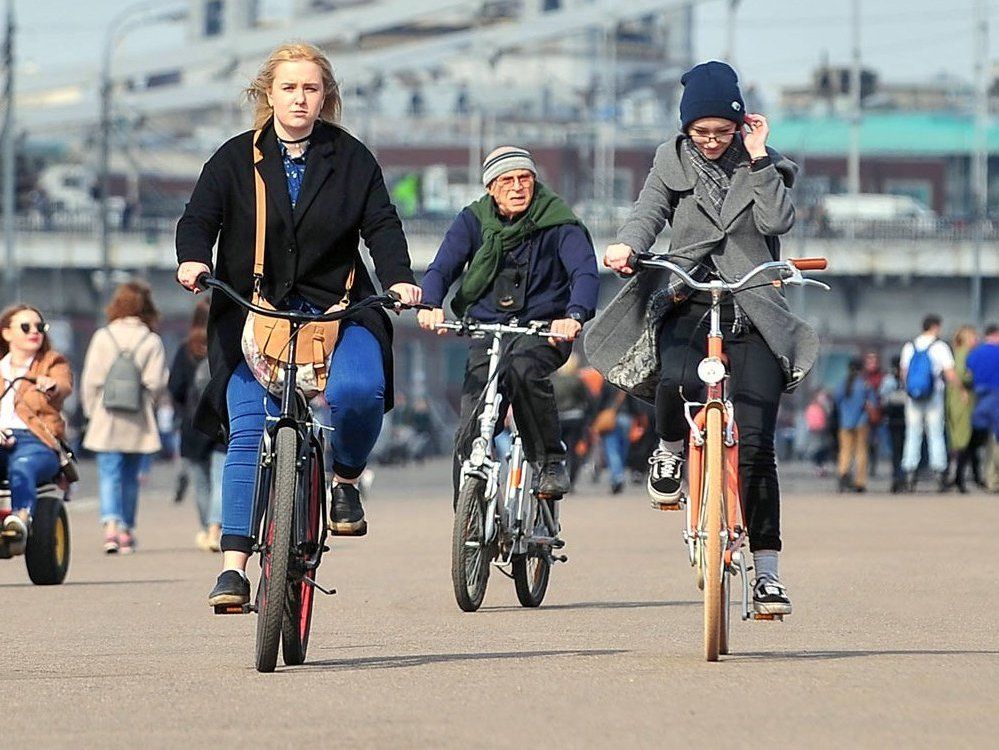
[482,146,537,187]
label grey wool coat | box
[583,134,819,402]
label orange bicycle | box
[634,253,828,661]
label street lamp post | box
[98,1,187,297]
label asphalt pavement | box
[3,458,998,748]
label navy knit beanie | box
[679,61,745,132]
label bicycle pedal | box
[551,554,568,563]
[551,538,565,549]
[213,603,255,615]
[650,500,685,512]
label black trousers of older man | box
[452,334,572,496]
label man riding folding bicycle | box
[418,146,599,500]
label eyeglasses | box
[495,173,535,189]
[689,129,737,144]
[19,322,49,334]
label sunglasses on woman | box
[19,322,49,334]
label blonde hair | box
[953,324,978,351]
[245,42,342,129]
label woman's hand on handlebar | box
[177,261,212,293]
[417,307,447,335]
[604,243,635,275]
[388,283,422,308]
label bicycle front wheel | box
[282,446,323,666]
[451,476,491,612]
[255,426,297,673]
[702,406,725,662]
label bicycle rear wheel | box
[512,498,552,607]
[451,476,490,612]
[255,426,297,673]
[703,407,725,662]
[282,446,322,666]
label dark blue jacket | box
[421,207,600,323]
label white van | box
[820,193,937,232]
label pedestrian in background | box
[552,353,593,490]
[81,281,168,554]
[804,389,833,477]
[899,314,959,492]
[946,325,985,493]
[879,356,908,493]
[967,324,999,492]
[168,299,223,551]
[861,350,885,478]
[835,358,877,493]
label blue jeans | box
[601,413,632,486]
[97,452,144,529]
[222,322,385,543]
[0,430,61,516]
[901,394,948,473]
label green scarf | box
[452,182,588,316]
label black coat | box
[175,119,416,439]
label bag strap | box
[253,129,266,296]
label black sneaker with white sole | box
[647,448,685,508]
[752,575,792,616]
[329,482,367,536]
[208,570,250,607]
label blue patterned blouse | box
[280,141,308,208]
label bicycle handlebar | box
[195,274,433,322]
[632,253,829,293]
[0,375,37,403]
[432,320,570,340]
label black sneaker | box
[752,575,792,616]
[208,570,250,607]
[536,457,570,499]
[648,447,685,508]
[329,482,367,536]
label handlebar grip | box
[789,258,828,271]
[194,272,212,291]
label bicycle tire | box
[719,565,731,656]
[255,426,297,673]
[282,448,322,666]
[512,498,552,607]
[24,494,70,585]
[703,406,724,662]
[451,476,490,612]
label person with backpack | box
[899,314,960,492]
[81,281,168,554]
[167,300,224,551]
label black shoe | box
[904,472,917,493]
[208,570,250,607]
[329,482,367,536]
[611,480,624,495]
[537,457,571,499]
[752,575,792,616]
[648,447,685,507]
[837,474,854,493]
[853,485,867,494]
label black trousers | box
[655,300,784,552]
[453,335,571,493]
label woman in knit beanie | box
[596,60,813,618]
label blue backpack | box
[905,340,936,401]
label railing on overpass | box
[13,208,999,243]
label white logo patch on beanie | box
[731,101,742,111]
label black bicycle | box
[198,274,425,672]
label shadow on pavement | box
[0,578,182,589]
[482,600,699,612]
[297,648,628,673]
[731,649,999,662]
